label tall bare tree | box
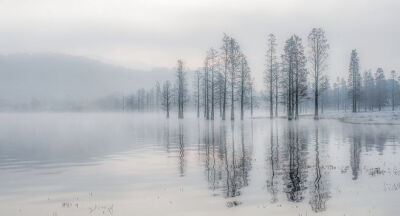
[220,34,230,120]
[176,59,187,119]
[282,35,308,120]
[293,35,308,119]
[207,48,218,120]
[193,70,201,118]
[155,81,161,111]
[274,62,280,117]
[391,70,397,111]
[308,28,329,119]
[265,34,278,118]
[228,37,242,121]
[161,80,172,118]
[203,56,210,119]
[348,49,360,113]
[238,55,251,120]
[363,70,375,111]
[375,67,387,111]
[250,79,254,117]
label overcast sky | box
[1,0,399,89]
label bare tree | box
[238,55,251,120]
[340,78,348,112]
[193,70,201,118]
[220,34,230,120]
[348,49,360,113]
[228,37,242,121]
[319,76,330,114]
[207,48,218,120]
[293,35,308,119]
[250,79,254,117]
[282,38,294,120]
[363,70,375,111]
[282,35,308,120]
[203,56,210,119]
[216,70,225,118]
[155,81,161,111]
[176,59,187,119]
[161,80,172,118]
[308,28,329,119]
[375,67,387,111]
[265,34,278,118]
[391,70,397,111]
[274,59,280,117]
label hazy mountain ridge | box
[0,54,174,106]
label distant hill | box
[0,54,174,105]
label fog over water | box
[1,113,399,215]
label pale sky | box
[1,0,399,89]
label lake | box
[0,113,399,215]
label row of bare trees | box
[192,34,253,121]
[346,50,399,113]
[129,28,399,120]
[264,28,329,120]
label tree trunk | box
[222,76,227,120]
[392,80,395,111]
[197,77,200,118]
[240,80,244,120]
[166,90,170,118]
[211,68,215,120]
[250,86,253,117]
[275,78,278,117]
[314,65,319,119]
[295,67,299,120]
[231,79,235,120]
[269,57,273,119]
[288,62,292,120]
[206,67,209,120]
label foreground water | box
[0,113,399,216]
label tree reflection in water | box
[202,121,253,198]
[266,120,279,203]
[309,125,330,212]
[350,125,361,180]
[160,118,400,212]
[282,122,308,202]
[178,121,185,177]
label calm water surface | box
[0,113,399,216]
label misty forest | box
[90,29,399,122]
[1,1,400,216]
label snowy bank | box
[319,111,400,125]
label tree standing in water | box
[228,37,242,121]
[348,49,360,113]
[391,70,397,111]
[238,55,251,120]
[193,70,201,118]
[161,80,172,118]
[282,35,308,120]
[308,28,329,120]
[176,59,187,119]
[265,33,278,119]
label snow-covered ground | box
[319,110,400,125]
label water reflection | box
[200,121,253,198]
[350,125,362,180]
[178,121,185,177]
[309,126,330,212]
[266,120,279,203]
[282,122,308,202]
[160,118,400,213]
[1,113,400,215]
